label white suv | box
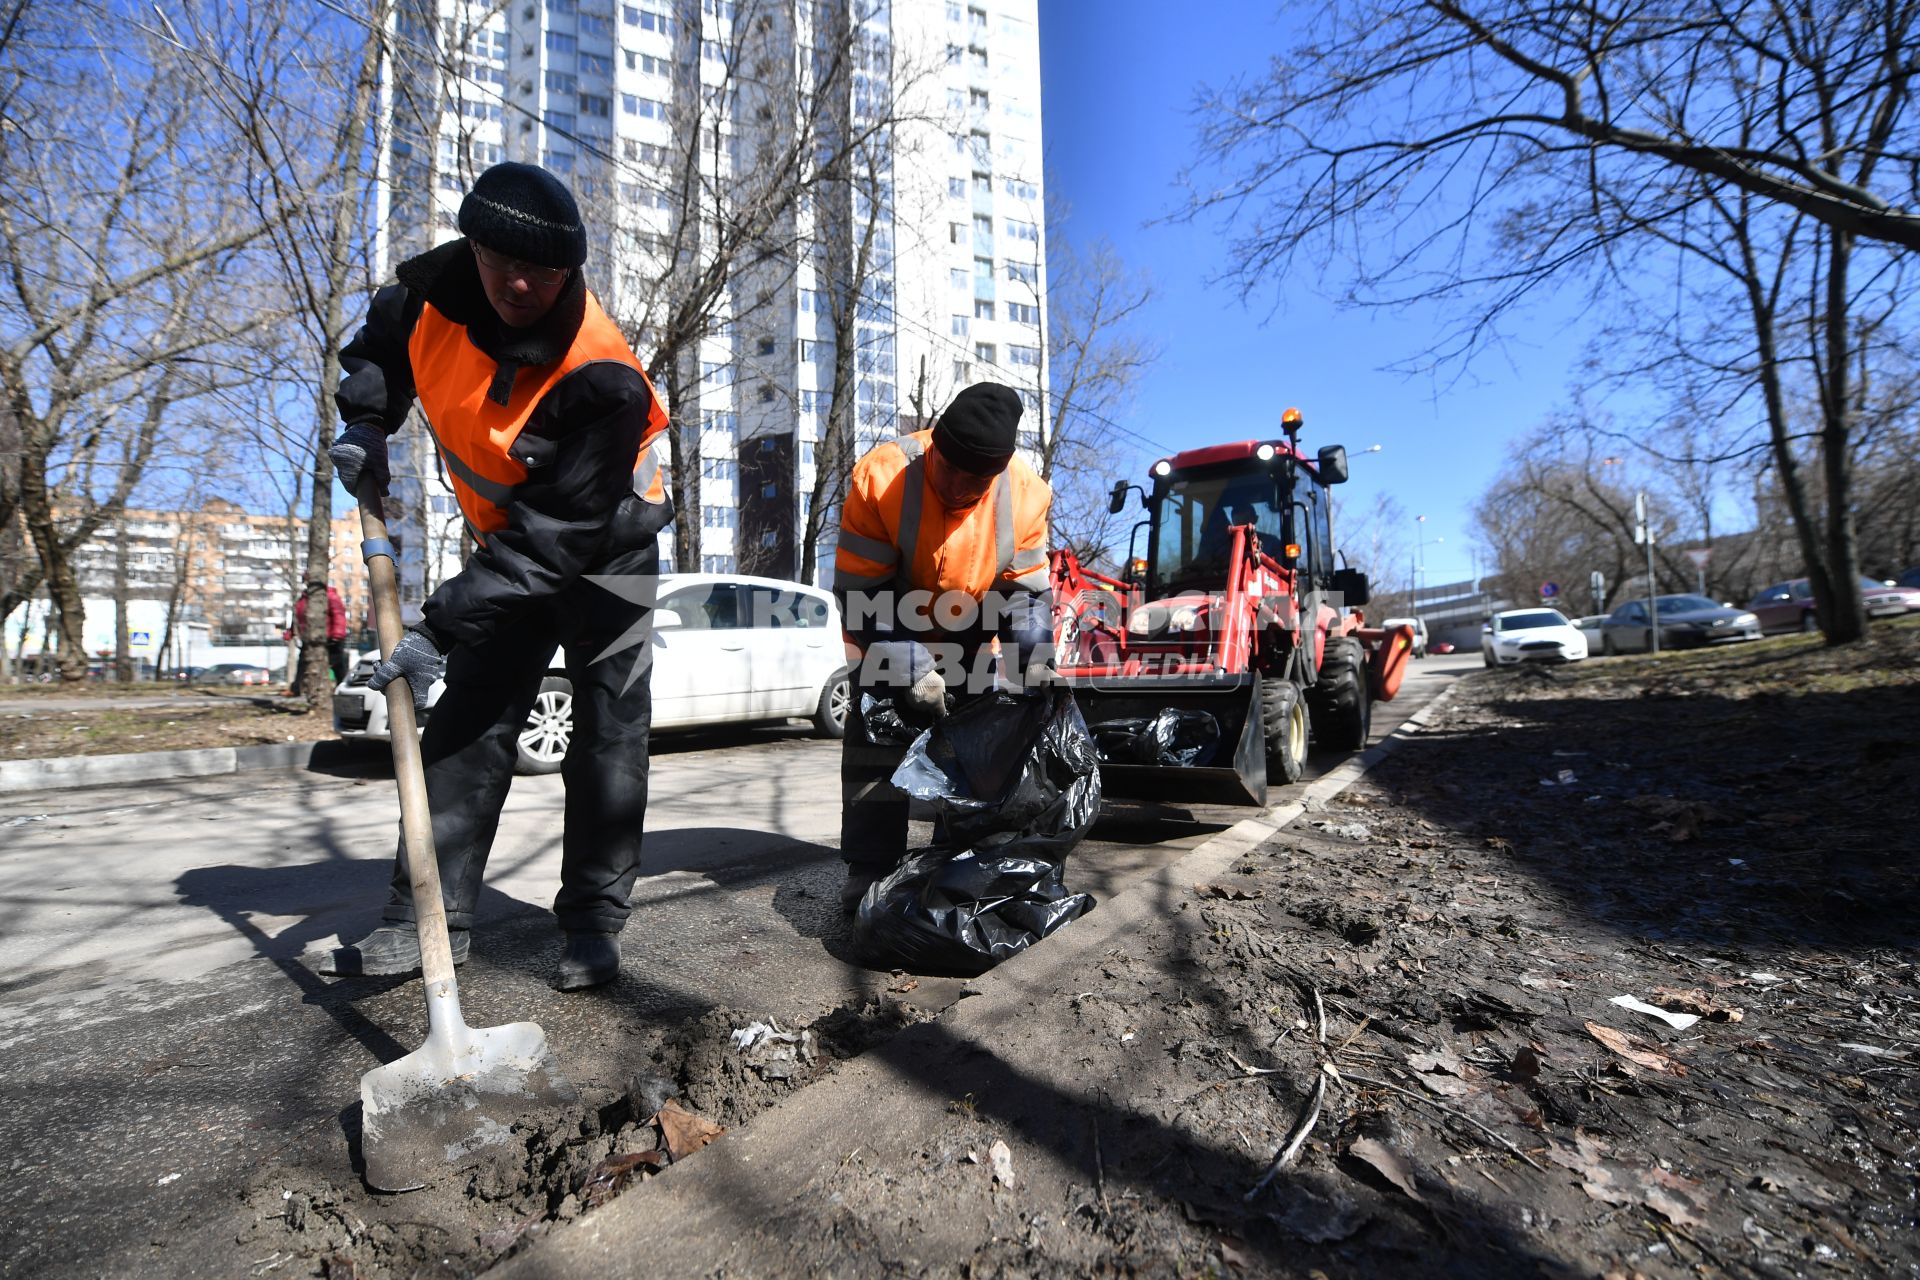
[1481,607,1588,667]
[332,574,853,773]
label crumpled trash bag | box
[1090,707,1221,767]
[858,691,945,746]
[853,688,1100,977]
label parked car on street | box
[1380,616,1428,658]
[1481,608,1588,667]
[1598,594,1761,653]
[1745,577,1920,634]
[332,574,853,773]
[1570,614,1609,650]
[201,663,274,686]
[1429,640,1455,655]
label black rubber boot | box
[553,932,621,991]
[319,923,469,977]
[839,870,880,914]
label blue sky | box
[1036,0,1592,587]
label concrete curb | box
[488,682,1466,1276]
[0,738,374,795]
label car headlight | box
[1127,608,1154,635]
[1168,605,1203,632]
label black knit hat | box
[458,162,587,269]
[933,382,1023,475]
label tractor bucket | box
[1065,675,1268,808]
[1358,623,1416,702]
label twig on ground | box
[1245,1065,1329,1202]
[1340,1070,1546,1172]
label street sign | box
[1683,548,1710,568]
[130,631,150,646]
[1540,581,1560,599]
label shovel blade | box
[360,1019,575,1192]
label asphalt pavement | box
[0,654,1475,1278]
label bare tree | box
[1190,0,1920,644]
[1032,232,1155,564]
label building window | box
[947,87,966,112]
[1001,176,1037,201]
[622,95,666,119]
[1006,260,1037,285]
[949,221,965,245]
[974,299,994,320]
[545,70,578,94]
[949,267,967,289]
[952,359,970,381]
[948,176,966,199]
[974,343,996,365]
[1007,301,1039,324]
[578,52,613,76]
[579,93,610,118]
[968,130,991,166]
[951,314,969,336]
[968,6,988,30]
[545,30,576,54]
[968,45,988,71]
[1006,218,1038,243]
[1009,344,1040,367]
[946,43,962,65]
[580,12,613,38]
[973,256,994,288]
[544,112,576,136]
[969,88,989,111]
[972,214,993,251]
[756,335,775,355]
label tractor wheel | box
[1260,675,1309,785]
[1308,636,1371,754]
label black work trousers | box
[383,541,657,935]
[839,640,992,874]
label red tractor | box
[1049,410,1413,806]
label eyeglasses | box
[471,243,569,286]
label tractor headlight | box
[1168,605,1203,632]
[1127,608,1155,635]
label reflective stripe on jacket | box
[407,292,670,540]
[833,429,1051,604]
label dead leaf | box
[1348,1137,1423,1203]
[989,1138,1015,1187]
[1643,1166,1710,1227]
[655,1099,727,1161]
[1218,1237,1251,1270]
[1648,986,1744,1022]
[886,976,920,994]
[579,1149,666,1208]
[1406,1049,1475,1097]
[1195,883,1264,900]
[1509,1045,1542,1083]
[1585,1021,1688,1077]
[1483,836,1512,852]
[322,1256,361,1280]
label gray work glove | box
[330,423,390,498]
[368,628,444,712]
[869,639,945,721]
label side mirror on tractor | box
[1108,480,1131,515]
[1317,445,1350,485]
[1330,567,1370,607]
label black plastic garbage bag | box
[858,692,920,746]
[852,688,1101,976]
[1090,707,1222,767]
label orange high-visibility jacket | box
[833,430,1051,614]
[407,291,669,541]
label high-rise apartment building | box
[378,0,1046,602]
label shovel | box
[352,482,575,1193]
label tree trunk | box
[113,512,132,682]
[666,358,698,574]
[1814,229,1866,643]
[19,452,86,682]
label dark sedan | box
[1598,595,1762,654]
[1747,576,1920,634]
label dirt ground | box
[215,621,1920,1276]
[0,692,332,758]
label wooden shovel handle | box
[356,484,459,993]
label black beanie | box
[458,162,588,269]
[933,382,1023,475]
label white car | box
[1481,607,1589,667]
[332,574,852,773]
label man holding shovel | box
[322,162,670,991]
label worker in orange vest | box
[321,162,671,991]
[833,383,1054,911]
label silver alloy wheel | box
[828,676,852,730]
[519,687,573,764]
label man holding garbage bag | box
[831,382,1054,911]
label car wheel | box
[515,676,572,775]
[812,670,851,739]
[1482,647,1494,669]
[1259,675,1309,785]
[1799,610,1819,633]
[1601,634,1617,656]
[1306,636,1370,754]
